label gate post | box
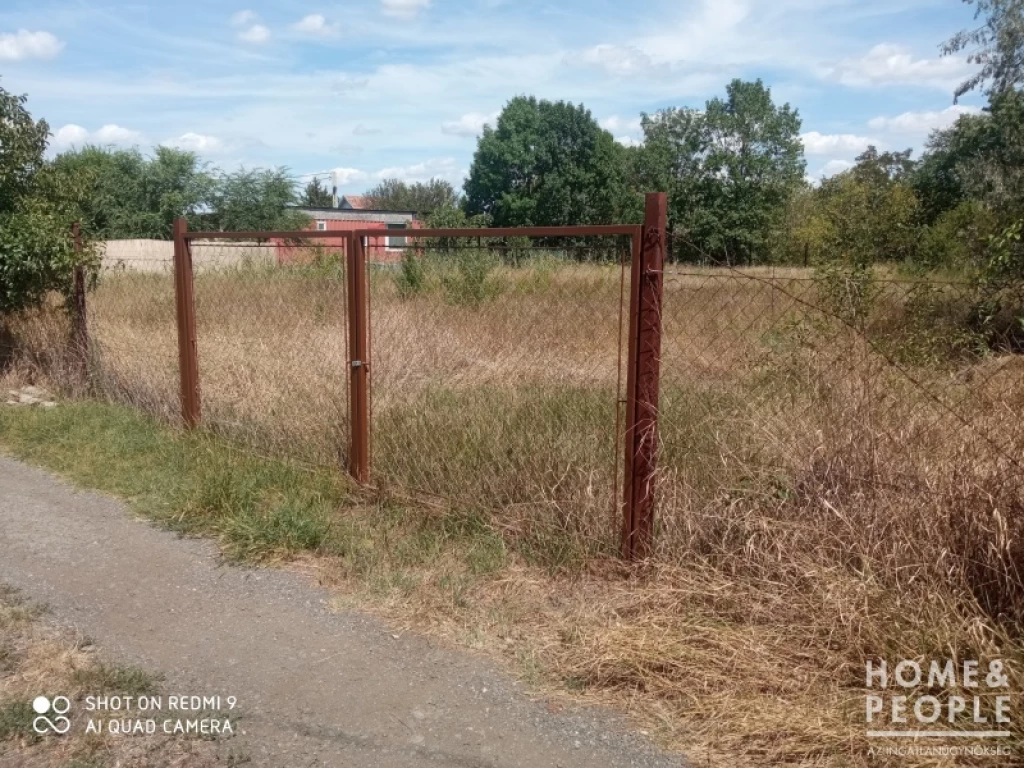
[71,223,89,374]
[346,233,370,483]
[173,217,201,428]
[621,192,667,560]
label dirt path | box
[0,457,685,768]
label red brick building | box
[280,195,422,264]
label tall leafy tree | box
[51,145,216,239]
[210,168,309,232]
[463,96,626,227]
[364,178,460,214]
[301,177,333,207]
[0,82,93,313]
[637,79,805,263]
[944,0,1024,100]
[914,90,1024,220]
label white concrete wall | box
[101,240,277,274]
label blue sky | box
[0,0,987,194]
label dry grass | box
[4,249,1024,766]
[0,585,225,768]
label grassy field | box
[3,249,1024,765]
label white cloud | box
[441,112,497,137]
[230,10,257,27]
[51,124,88,148]
[822,159,854,177]
[292,14,340,39]
[868,105,981,135]
[823,44,972,90]
[50,123,142,150]
[578,44,660,77]
[331,168,369,185]
[238,24,271,44]
[600,115,642,135]
[381,0,430,20]
[0,30,64,61]
[614,136,642,148]
[93,124,144,144]
[801,131,874,155]
[374,157,462,184]
[163,132,224,153]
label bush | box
[919,201,999,272]
[395,249,429,297]
[440,249,503,307]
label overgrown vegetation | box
[6,250,1024,764]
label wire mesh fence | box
[366,238,632,549]
[89,255,180,423]
[656,249,1024,612]
[186,238,350,466]
[70,220,1024,579]
[86,239,350,467]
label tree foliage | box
[944,0,1024,100]
[211,168,309,232]
[300,177,334,208]
[634,79,805,263]
[463,96,626,227]
[0,83,94,314]
[364,178,460,215]
[51,145,216,239]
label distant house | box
[286,195,422,264]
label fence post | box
[621,192,667,560]
[71,223,88,373]
[347,232,370,483]
[173,217,201,428]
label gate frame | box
[174,212,667,560]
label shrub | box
[440,249,503,307]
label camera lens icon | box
[32,696,71,734]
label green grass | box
[71,663,162,696]
[0,700,37,742]
[0,400,511,578]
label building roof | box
[295,207,418,224]
[340,195,371,210]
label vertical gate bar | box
[621,193,667,559]
[347,232,370,483]
[621,227,644,558]
[173,217,201,428]
[71,223,89,371]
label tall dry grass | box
[4,247,1024,765]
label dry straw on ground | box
[0,585,223,767]
[4,245,1023,766]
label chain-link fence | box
[88,238,350,467]
[366,237,632,549]
[187,239,350,466]
[73,220,1024,580]
[90,253,180,422]
[657,251,1024,614]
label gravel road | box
[0,457,686,767]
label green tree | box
[364,178,460,215]
[300,177,333,207]
[914,90,1024,221]
[944,0,1024,100]
[51,145,216,239]
[810,148,923,266]
[209,168,310,232]
[636,79,805,263]
[0,83,94,313]
[463,96,626,227]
